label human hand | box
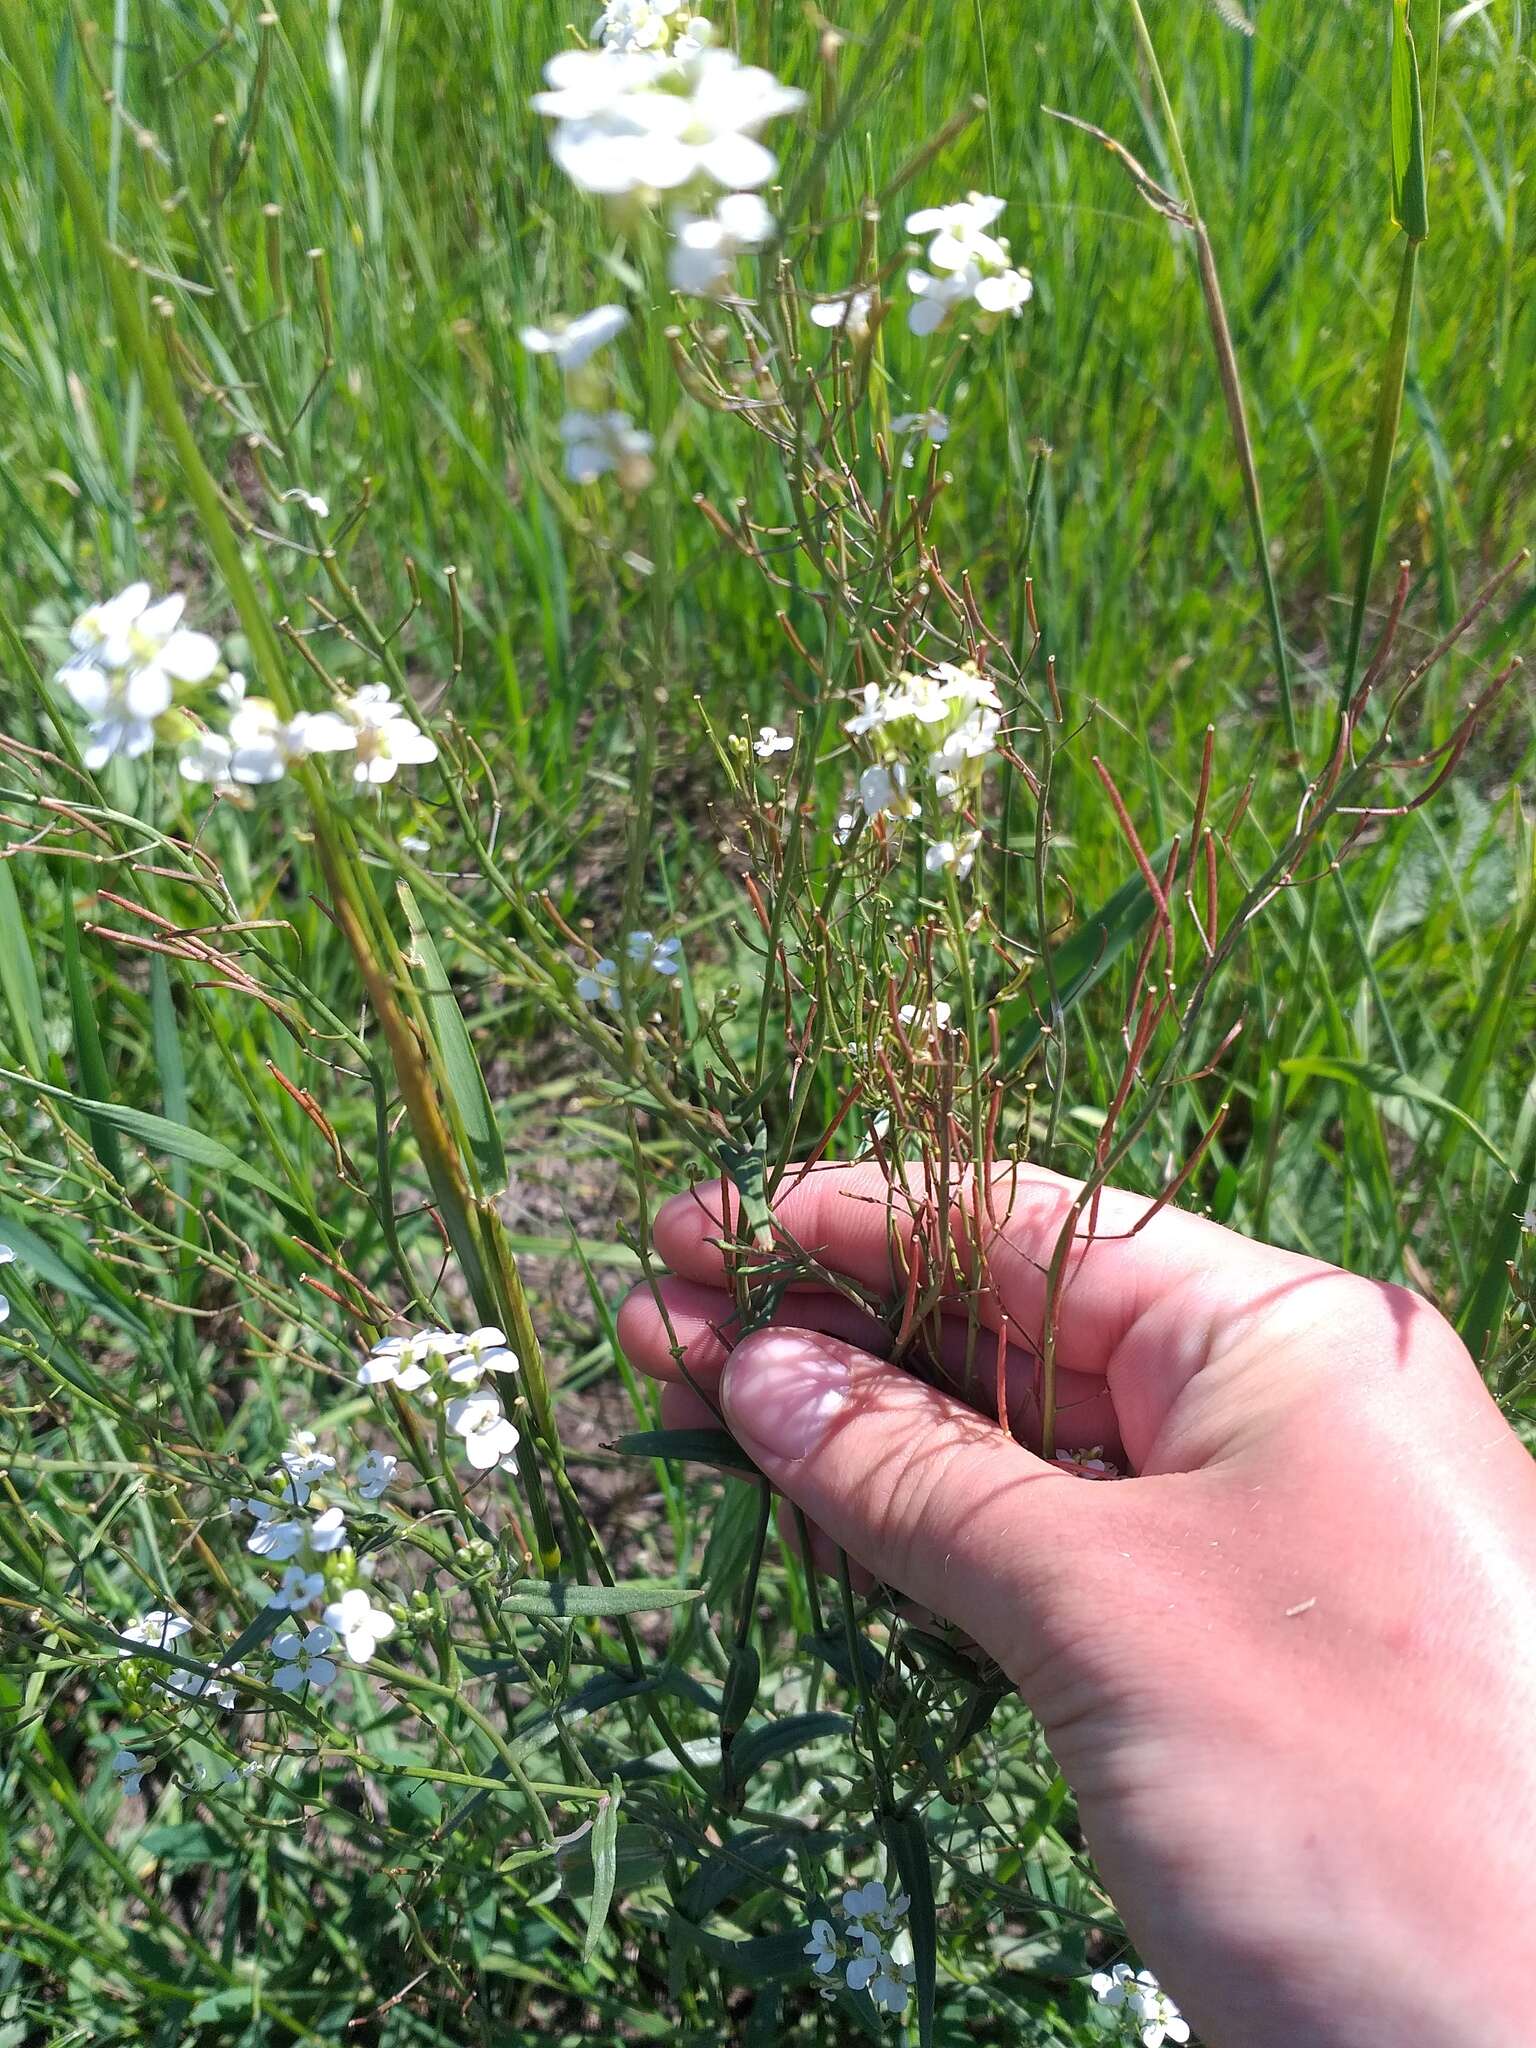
[617,1163,1536,2048]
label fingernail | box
[722,1331,849,1462]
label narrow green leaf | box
[724,1711,851,1789]
[499,1577,703,1619]
[0,1067,308,1215]
[581,1780,622,1962]
[399,881,504,1192]
[612,1427,763,1477]
[1459,1118,1536,1363]
[0,855,46,1076]
[0,1211,149,1341]
[889,1815,937,2048]
[677,1830,793,1920]
[148,957,191,1200]
[664,1914,813,1985]
[1280,1056,1507,1168]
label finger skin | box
[619,1273,1123,1457]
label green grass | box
[0,0,1533,2041]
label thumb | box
[721,1325,1109,1682]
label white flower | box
[753,723,794,759]
[445,1386,521,1471]
[534,46,804,199]
[925,830,981,881]
[164,1662,241,1709]
[353,1449,398,1500]
[834,800,860,845]
[559,409,656,488]
[177,729,238,790]
[307,1505,348,1555]
[904,192,1031,335]
[870,1946,915,2015]
[279,1432,337,1507]
[0,1239,11,1325]
[1521,1206,1536,1234]
[1054,1445,1120,1481]
[445,1325,520,1387]
[243,1505,306,1562]
[891,408,950,465]
[357,1333,434,1392]
[576,955,621,1010]
[339,684,438,786]
[844,1927,884,1992]
[810,289,874,341]
[857,761,914,821]
[268,1565,325,1612]
[905,192,1009,269]
[841,1880,909,1932]
[119,1609,193,1655]
[898,1000,952,1035]
[1126,1974,1190,2047]
[112,1748,148,1796]
[271,1622,338,1693]
[281,487,330,517]
[803,1918,840,1976]
[520,304,630,367]
[61,586,220,769]
[626,929,683,978]
[323,1586,397,1662]
[221,696,358,786]
[668,190,775,296]
[595,0,711,57]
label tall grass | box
[0,1,1532,2042]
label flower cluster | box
[905,192,1033,335]
[846,659,1002,821]
[55,582,438,791]
[357,1323,522,1474]
[803,1880,915,2016]
[532,10,803,303]
[576,929,684,1011]
[116,1607,241,1710]
[1091,1964,1191,2047]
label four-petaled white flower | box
[534,46,804,199]
[925,831,981,881]
[559,409,656,489]
[279,1432,337,1507]
[668,191,775,296]
[803,1918,840,1976]
[323,1587,398,1663]
[576,955,621,1010]
[357,1334,433,1392]
[890,408,950,466]
[898,1000,952,1036]
[520,304,630,368]
[340,685,439,786]
[268,1564,326,1612]
[753,723,794,759]
[857,761,915,821]
[119,1609,193,1655]
[112,1748,148,1795]
[1054,1445,1120,1481]
[445,1386,521,1471]
[307,1505,348,1554]
[353,1449,398,1500]
[842,1879,910,1931]
[0,1239,11,1325]
[445,1325,520,1387]
[242,1503,306,1561]
[626,929,683,978]
[60,585,221,769]
[810,289,874,341]
[271,1622,339,1693]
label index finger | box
[653,1160,1317,1383]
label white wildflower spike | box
[534,46,804,200]
[594,0,711,57]
[905,191,1032,336]
[753,723,794,759]
[271,1622,339,1694]
[353,1449,398,1500]
[268,1565,325,1612]
[340,684,438,786]
[668,190,775,296]
[119,1609,193,1655]
[559,409,656,489]
[445,1386,521,1471]
[112,1748,148,1796]
[520,304,630,368]
[323,1587,397,1663]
